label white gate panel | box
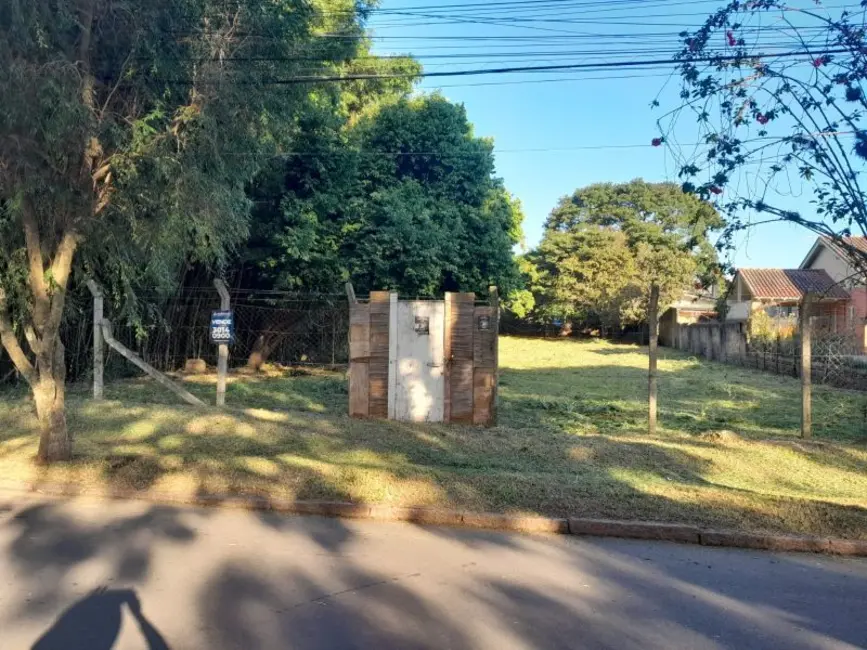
[393,301,445,422]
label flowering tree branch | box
[657,0,867,273]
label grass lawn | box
[1,337,866,539]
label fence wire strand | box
[0,290,350,385]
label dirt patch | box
[699,430,741,443]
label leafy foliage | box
[527,180,724,331]
[659,0,867,273]
[247,94,524,297]
[0,0,381,459]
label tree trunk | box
[33,372,71,464]
[245,312,305,371]
[246,335,273,372]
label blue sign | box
[210,311,235,345]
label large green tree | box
[529,180,724,333]
[247,94,524,296]
[0,0,366,462]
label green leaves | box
[527,181,724,330]
[664,0,867,263]
[248,93,523,297]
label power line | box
[224,133,858,158]
[161,47,850,85]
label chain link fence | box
[0,288,350,385]
[721,316,867,391]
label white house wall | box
[807,244,855,287]
[726,301,752,320]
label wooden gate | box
[348,288,498,426]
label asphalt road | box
[0,494,864,650]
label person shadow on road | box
[31,587,170,650]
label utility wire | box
[159,48,850,85]
[222,132,856,158]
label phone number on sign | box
[212,326,232,340]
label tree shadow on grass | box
[99,369,348,415]
[1,357,866,541]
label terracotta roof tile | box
[825,235,867,257]
[738,268,849,300]
[843,236,867,254]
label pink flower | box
[757,114,769,124]
[813,56,827,68]
[726,30,736,47]
[651,137,663,147]
[710,186,723,195]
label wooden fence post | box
[800,296,813,439]
[86,280,104,400]
[214,279,231,407]
[648,283,660,436]
[489,286,500,426]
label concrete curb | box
[2,481,864,557]
[568,518,701,544]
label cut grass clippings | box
[0,337,865,539]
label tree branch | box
[43,229,79,347]
[0,287,36,385]
[20,199,49,330]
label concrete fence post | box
[214,280,231,407]
[648,284,660,436]
[86,280,104,400]
[800,296,813,440]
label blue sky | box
[367,0,856,270]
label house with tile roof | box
[725,268,852,331]
[800,236,867,321]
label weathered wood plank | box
[86,280,104,400]
[473,306,496,369]
[349,304,371,361]
[448,293,475,361]
[368,292,391,418]
[489,286,500,427]
[445,293,475,423]
[100,319,205,407]
[449,359,474,423]
[444,293,453,423]
[214,279,231,407]
[349,361,370,417]
[473,368,495,426]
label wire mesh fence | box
[0,288,350,386]
[704,316,867,391]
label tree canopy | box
[526,180,724,332]
[0,0,528,461]
[0,0,384,460]
[246,94,525,297]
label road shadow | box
[195,513,867,650]
[2,500,200,620]
[1,496,865,650]
[31,587,169,650]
